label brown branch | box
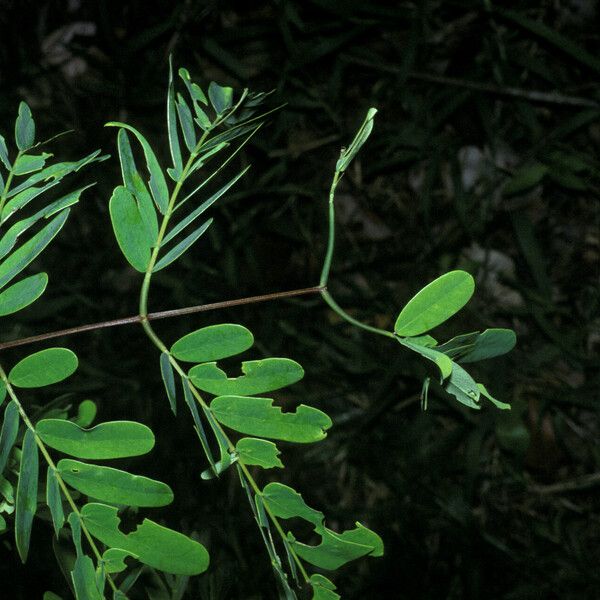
[0,286,325,352]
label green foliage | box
[0,61,518,599]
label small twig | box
[343,54,600,108]
[0,286,324,351]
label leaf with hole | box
[81,502,210,575]
[290,523,383,571]
[0,272,48,316]
[189,357,304,396]
[37,419,155,459]
[105,122,169,214]
[9,348,78,388]
[109,186,153,273]
[310,574,340,600]
[236,438,283,469]
[57,459,173,507]
[171,323,254,363]
[211,396,331,443]
[15,102,35,151]
[394,270,475,336]
[0,401,20,475]
[0,210,69,290]
[262,482,323,527]
[15,429,38,562]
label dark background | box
[1,1,599,598]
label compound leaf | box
[9,348,78,388]
[189,358,304,396]
[0,272,48,316]
[109,186,153,273]
[57,459,173,507]
[211,396,331,443]
[171,323,254,363]
[236,438,283,469]
[81,502,210,575]
[37,419,155,459]
[15,429,38,562]
[394,271,475,337]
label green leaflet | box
[109,185,153,273]
[102,547,137,573]
[71,554,103,600]
[394,270,475,337]
[116,130,159,242]
[0,209,69,290]
[435,332,479,358]
[445,362,481,409]
[36,419,155,459]
[171,323,254,363]
[211,396,332,443]
[0,185,91,249]
[189,357,304,396]
[81,502,210,575]
[310,574,340,600]
[208,82,233,115]
[399,338,452,380]
[57,459,173,507]
[15,102,35,150]
[504,163,548,195]
[16,429,39,562]
[46,467,64,537]
[478,383,511,410]
[263,483,324,527]
[72,400,97,428]
[0,380,6,407]
[160,353,177,414]
[176,93,197,152]
[13,153,52,176]
[9,348,78,388]
[459,329,517,363]
[0,401,20,475]
[336,107,377,172]
[179,68,208,106]
[167,58,183,179]
[1,180,61,224]
[291,523,384,571]
[0,134,10,169]
[0,272,48,316]
[153,217,213,272]
[165,166,249,243]
[105,122,169,214]
[236,438,283,469]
